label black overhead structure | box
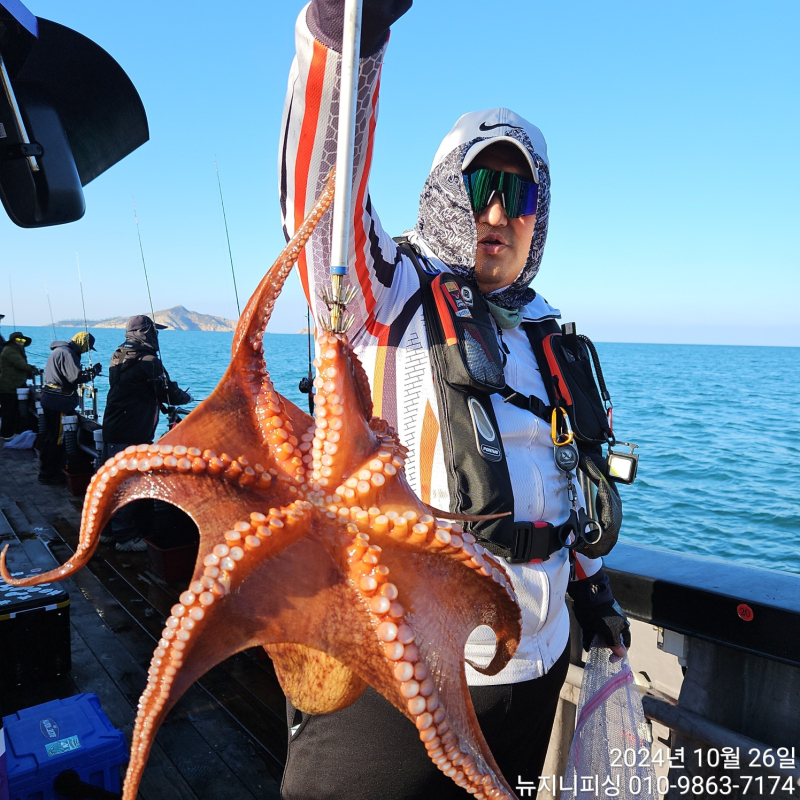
[0,0,148,227]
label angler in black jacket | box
[101,315,192,551]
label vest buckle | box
[509,521,557,563]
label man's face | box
[468,144,537,296]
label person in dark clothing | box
[101,315,192,551]
[0,313,6,348]
[38,331,101,484]
[0,332,38,439]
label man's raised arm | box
[279,1,414,339]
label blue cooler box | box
[1,725,9,800]
[3,694,127,800]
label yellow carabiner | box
[551,407,574,446]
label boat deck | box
[0,447,287,800]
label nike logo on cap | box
[479,122,524,132]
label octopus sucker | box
[1,172,521,800]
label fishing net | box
[561,645,657,799]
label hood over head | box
[414,107,551,310]
[125,314,165,351]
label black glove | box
[309,0,413,56]
[568,569,631,651]
[575,600,631,652]
[92,363,102,377]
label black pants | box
[280,641,571,800]
[38,408,65,480]
[0,392,20,437]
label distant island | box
[57,306,236,332]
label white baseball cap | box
[431,107,549,183]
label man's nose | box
[477,192,508,227]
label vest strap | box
[497,384,552,423]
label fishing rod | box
[75,253,96,393]
[9,276,16,329]
[299,305,314,414]
[131,198,169,392]
[44,281,57,341]
[322,0,363,333]
[300,0,360,405]
[214,156,241,317]
[131,199,158,326]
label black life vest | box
[395,239,620,562]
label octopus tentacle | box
[342,528,512,799]
[232,167,336,361]
[255,379,307,483]
[0,445,279,587]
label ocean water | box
[13,327,800,576]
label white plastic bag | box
[561,646,657,799]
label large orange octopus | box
[2,172,522,800]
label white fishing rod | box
[44,281,57,341]
[75,253,96,394]
[214,156,241,317]
[323,0,363,333]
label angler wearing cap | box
[101,315,192,551]
[0,313,5,348]
[0,331,38,439]
[38,331,102,484]
[279,1,631,797]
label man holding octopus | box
[279,1,630,796]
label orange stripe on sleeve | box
[419,400,439,505]
[351,68,382,320]
[371,344,388,419]
[293,40,328,303]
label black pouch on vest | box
[427,273,506,393]
[530,323,612,445]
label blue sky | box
[1,0,797,345]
